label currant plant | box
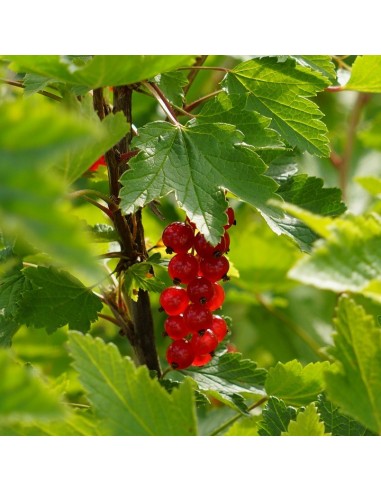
[1,55,381,436]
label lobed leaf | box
[282,403,329,436]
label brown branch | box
[0,78,62,101]
[183,55,208,96]
[183,89,223,113]
[98,313,121,327]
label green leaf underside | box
[8,55,195,89]
[346,55,381,92]
[0,350,64,423]
[68,332,197,436]
[120,121,280,245]
[154,71,189,107]
[258,396,297,436]
[223,57,330,156]
[123,262,165,302]
[265,360,331,406]
[0,316,20,347]
[289,214,381,302]
[17,266,103,332]
[317,394,375,436]
[325,296,381,434]
[181,352,266,414]
[282,403,329,436]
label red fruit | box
[194,232,229,258]
[191,329,218,355]
[159,286,189,316]
[187,277,214,305]
[205,283,225,311]
[199,255,230,282]
[162,222,194,254]
[166,339,195,369]
[184,304,213,333]
[185,216,197,230]
[89,155,107,172]
[192,353,212,367]
[224,207,236,230]
[164,315,190,340]
[168,253,198,285]
[211,315,228,342]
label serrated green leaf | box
[153,71,189,107]
[316,394,375,436]
[223,57,330,156]
[18,266,103,332]
[181,352,266,414]
[23,73,55,97]
[258,396,297,436]
[120,121,280,245]
[345,55,381,92]
[325,296,381,434]
[282,403,329,436]
[265,360,331,406]
[89,223,119,243]
[292,56,337,83]
[68,332,197,435]
[224,415,260,436]
[0,350,65,424]
[0,316,20,347]
[0,267,31,319]
[289,214,381,302]
[123,262,165,302]
[8,55,195,89]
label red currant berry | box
[205,283,225,311]
[199,255,230,282]
[194,232,229,258]
[168,253,199,284]
[162,222,194,254]
[185,216,197,230]
[159,286,189,316]
[166,339,195,369]
[191,328,218,355]
[211,315,228,342]
[192,353,212,367]
[184,304,213,333]
[224,207,236,230]
[164,315,190,340]
[187,277,214,305]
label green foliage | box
[258,396,297,436]
[123,262,165,301]
[282,403,329,436]
[0,316,20,347]
[153,71,189,107]
[345,55,381,92]
[68,332,197,435]
[265,360,331,406]
[325,296,381,434]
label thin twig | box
[183,55,209,96]
[98,313,121,327]
[209,396,269,436]
[68,189,116,208]
[183,89,223,113]
[0,78,62,102]
[82,196,113,219]
[177,66,228,73]
[142,81,180,126]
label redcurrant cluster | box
[160,208,236,370]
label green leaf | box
[0,316,20,347]
[68,332,197,435]
[223,57,330,156]
[123,262,165,302]
[325,296,381,434]
[258,396,297,436]
[23,73,55,97]
[224,415,260,436]
[356,176,381,196]
[316,394,375,436]
[292,56,337,83]
[181,352,267,414]
[345,55,381,92]
[289,214,381,302]
[359,116,381,152]
[18,266,103,332]
[282,403,329,436]
[265,360,331,406]
[153,71,189,107]
[8,55,195,89]
[0,350,65,424]
[120,121,280,245]
[89,223,119,243]
[55,112,129,184]
[0,266,31,319]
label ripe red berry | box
[205,283,225,311]
[168,253,199,284]
[191,329,218,355]
[194,232,229,258]
[187,277,214,304]
[199,255,230,282]
[211,315,228,342]
[159,286,189,316]
[162,222,194,254]
[192,353,212,367]
[166,339,195,369]
[224,207,236,230]
[164,315,190,340]
[184,304,213,333]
